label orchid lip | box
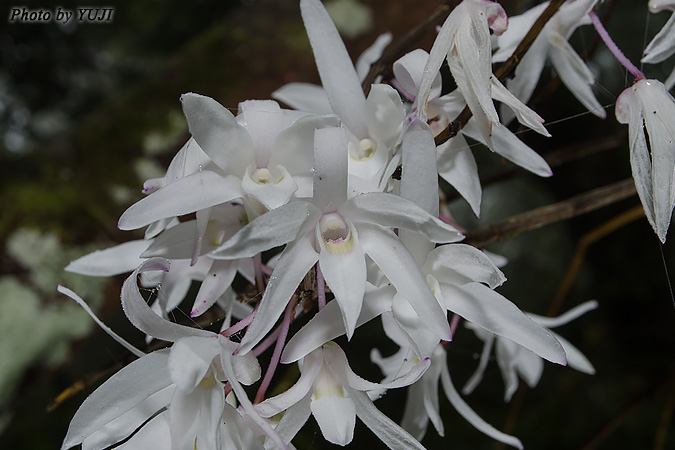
[348,138,377,161]
[247,164,285,185]
[318,212,354,254]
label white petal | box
[461,331,494,395]
[642,12,675,64]
[344,193,463,243]
[255,353,322,418]
[400,118,439,216]
[549,32,606,118]
[118,171,242,230]
[121,258,214,342]
[436,135,482,216]
[317,221,366,339]
[422,244,506,288]
[313,127,348,209]
[462,120,553,177]
[191,260,238,317]
[181,93,254,175]
[550,330,595,374]
[58,285,144,357]
[347,388,426,450]
[282,285,395,363]
[210,201,320,260]
[311,394,356,446]
[359,223,452,341]
[441,283,566,364]
[65,240,149,276]
[238,232,319,355]
[440,361,523,449]
[528,300,598,328]
[61,350,171,450]
[272,82,333,114]
[491,77,550,137]
[300,0,368,138]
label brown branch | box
[464,178,638,248]
[435,0,568,145]
[361,1,460,96]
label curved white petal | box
[463,120,553,177]
[442,283,566,364]
[549,32,606,119]
[436,135,482,217]
[191,260,238,317]
[121,258,214,342]
[393,49,441,100]
[441,361,524,449]
[528,300,598,328]
[491,78,550,137]
[422,244,506,289]
[66,240,149,276]
[210,201,320,260]
[238,232,319,355]
[118,171,242,231]
[643,12,675,64]
[58,285,144,358]
[61,350,171,450]
[255,353,322,418]
[181,93,254,175]
[282,284,395,363]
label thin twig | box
[464,178,637,248]
[435,0,568,145]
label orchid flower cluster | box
[57,0,675,448]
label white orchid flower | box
[394,51,551,216]
[492,0,605,120]
[118,94,338,230]
[464,301,597,402]
[58,273,267,450]
[210,126,462,354]
[371,319,524,449]
[643,0,675,89]
[282,0,405,191]
[415,0,509,147]
[280,122,564,365]
[616,78,675,243]
[255,341,429,449]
